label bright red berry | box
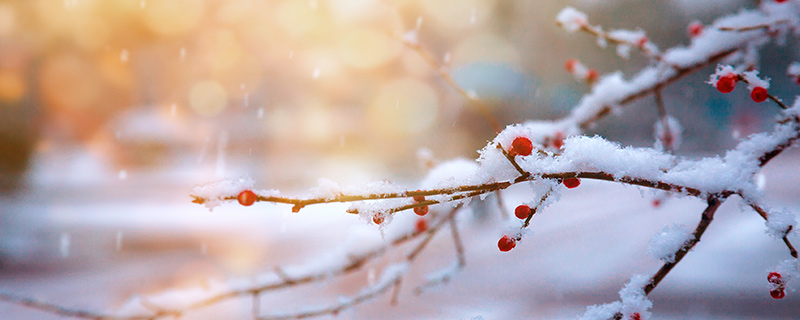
[770,289,786,299]
[775,0,788,3]
[237,190,257,206]
[515,205,532,219]
[630,313,642,320]
[687,21,703,38]
[511,136,533,157]
[768,272,783,285]
[372,214,385,225]
[563,178,581,189]
[586,69,598,83]
[414,205,429,216]
[751,86,768,103]
[716,74,737,93]
[498,235,516,252]
[565,59,578,73]
[415,218,428,233]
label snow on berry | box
[708,65,738,93]
[497,235,516,252]
[770,289,786,299]
[768,272,783,286]
[414,205,429,216]
[556,7,588,33]
[647,224,693,263]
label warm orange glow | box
[143,0,206,36]
[0,71,26,103]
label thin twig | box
[644,196,723,294]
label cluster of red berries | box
[715,73,770,103]
[237,190,258,206]
[768,272,786,299]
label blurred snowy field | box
[1,146,799,320]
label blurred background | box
[1,0,799,319]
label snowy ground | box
[1,146,799,320]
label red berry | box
[415,218,428,233]
[768,272,783,285]
[414,205,429,216]
[652,199,662,208]
[776,0,787,3]
[237,190,257,206]
[511,136,533,157]
[563,178,581,189]
[630,313,642,320]
[770,289,786,299]
[552,131,565,149]
[636,37,648,48]
[373,214,385,225]
[586,69,598,83]
[716,74,737,93]
[751,86,768,103]
[413,194,425,203]
[498,235,516,252]
[515,205,532,219]
[565,59,577,73]
[687,21,703,38]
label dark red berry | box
[511,136,533,157]
[586,69,598,83]
[552,131,565,149]
[515,205,532,219]
[372,214,384,225]
[775,0,787,3]
[563,178,581,189]
[768,272,783,285]
[498,235,516,252]
[414,205,429,216]
[751,86,768,103]
[687,21,703,38]
[415,218,428,233]
[636,37,648,48]
[237,190,257,206]
[770,289,786,299]
[630,313,642,320]
[716,75,737,93]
